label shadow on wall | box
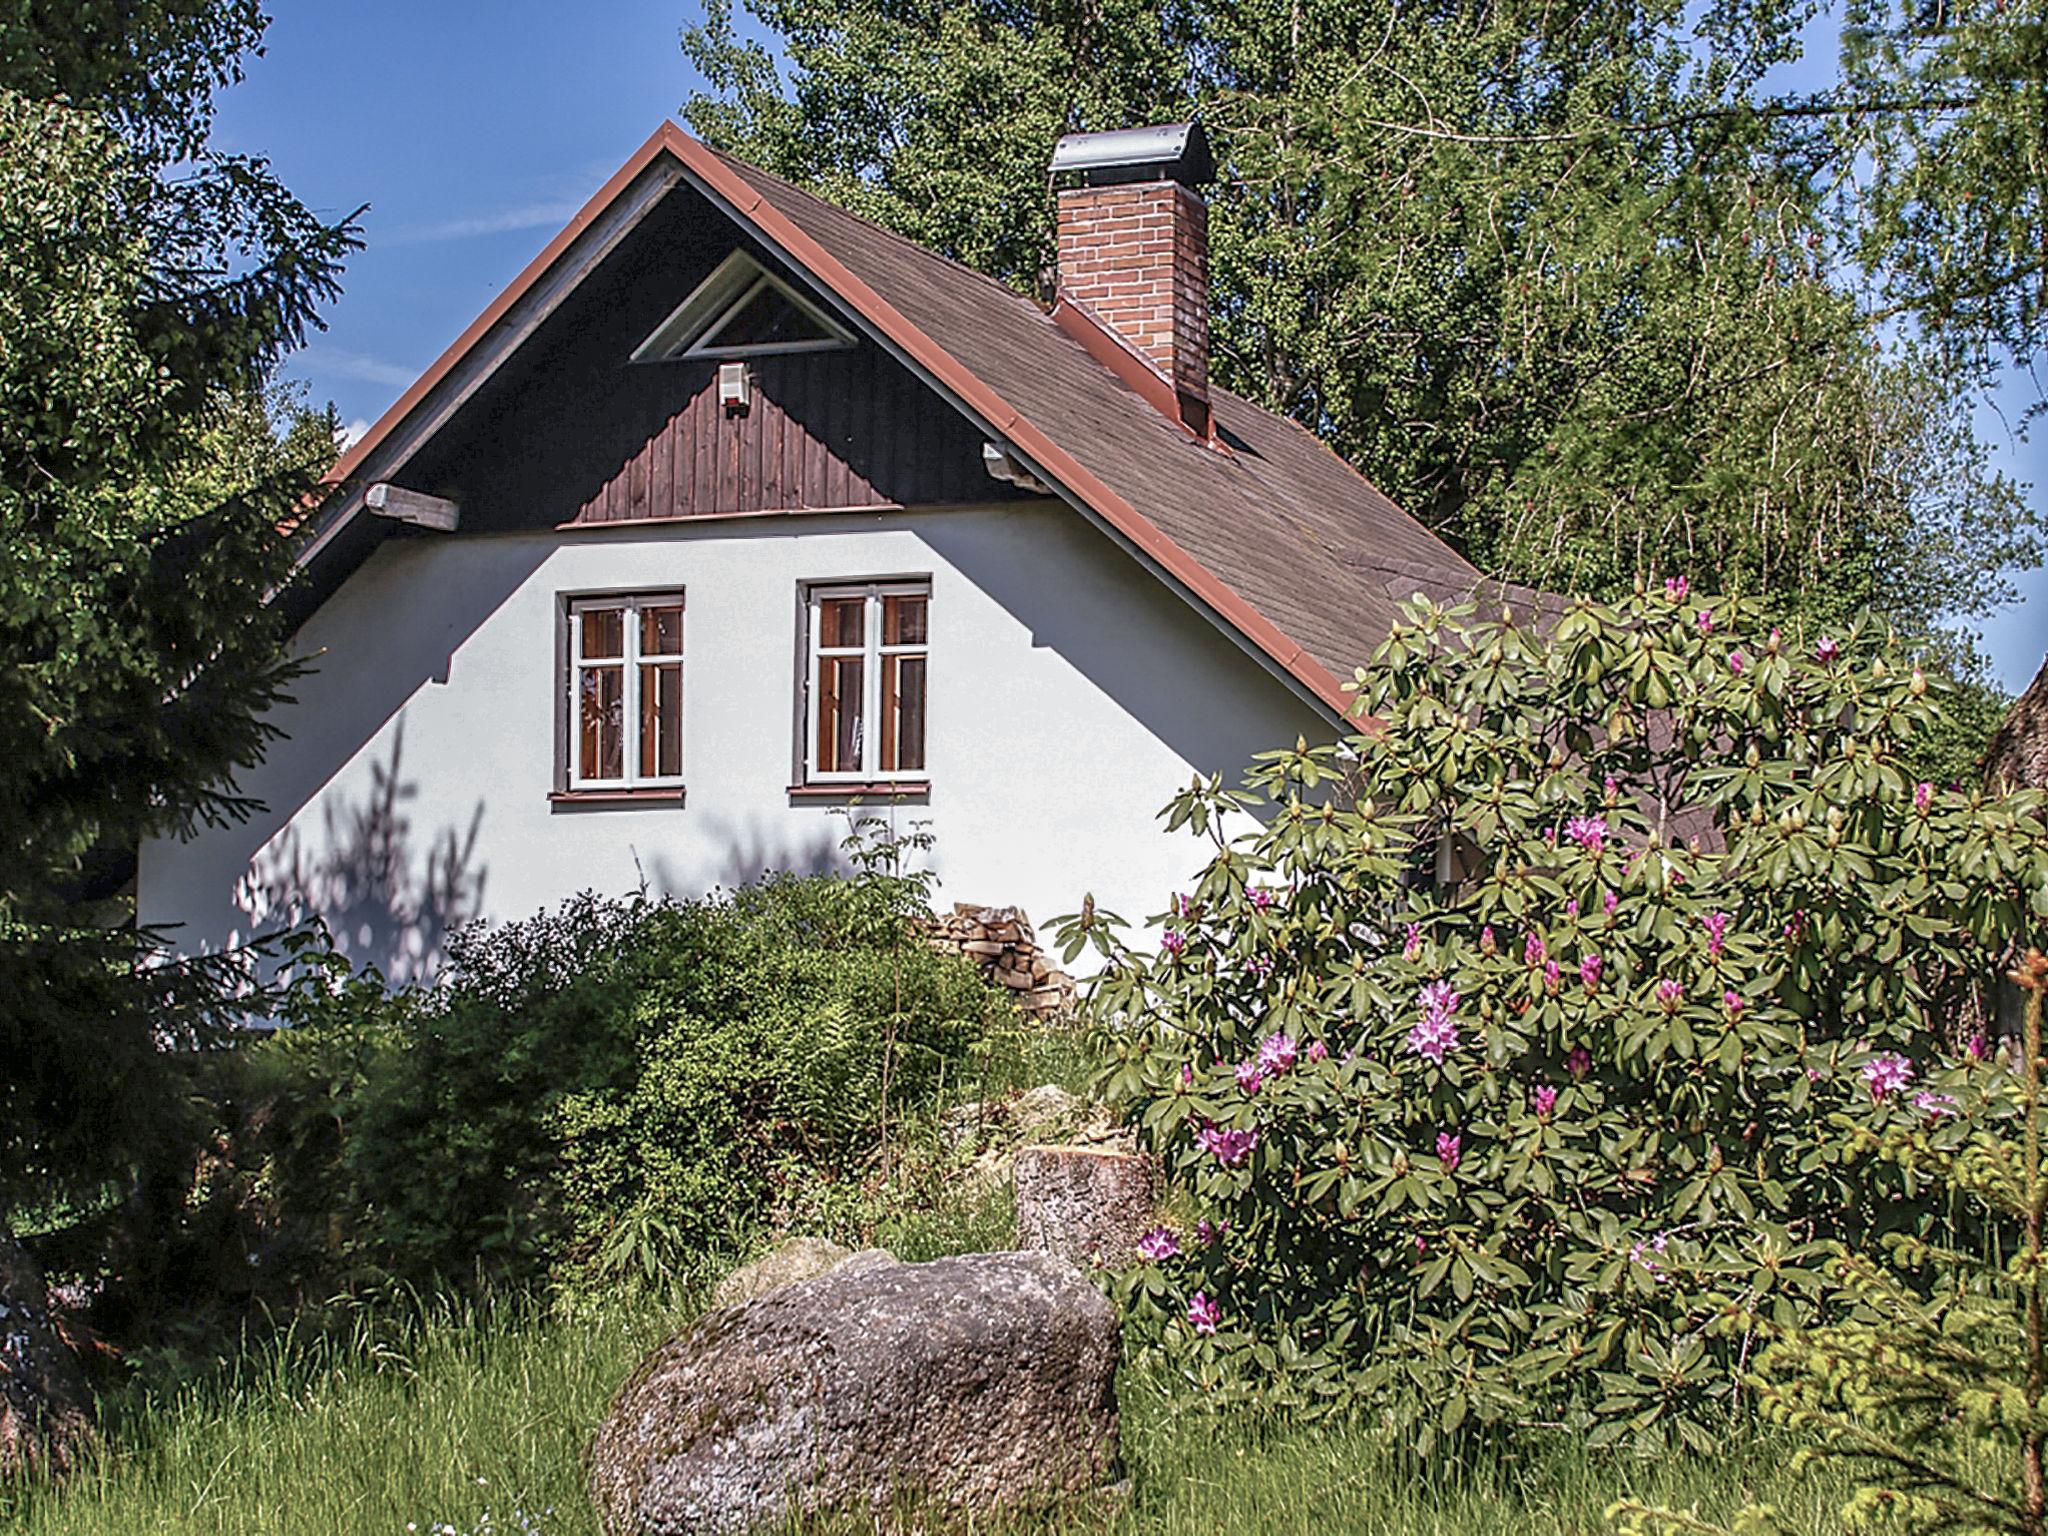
[655,809,853,898]
[235,724,487,985]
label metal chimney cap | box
[1050,121,1213,188]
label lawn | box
[5,1280,1846,1536]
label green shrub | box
[1061,587,2048,1452]
[246,865,999,1296]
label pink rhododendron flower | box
[1543,959,1562,994]
[1603,774,1620,799]
[1195,1123,1259,1167]
[1259,1031,1299,1075]
[1806,1066,1823,1081]
[1728,649,1747,675]
[1566,815,1609,853]
[1665,576,1690,602]
[1816,635,1840,663]
[1723,990,1746,1020]
[1912,1091,1958,1118]
[1703,910,1733,957]
[1566,898,1580,918]
[1414,1234,1428,1256]
[1174,892,1195,918]
[1250,886,1274,910]
[1305,1039,1329,1063]
[1235,1060,1264,1096]
[1532,1084,1558,1119]
[1187,1292,1221,1334]
[1580,953,1603,991]
[1967,1032,1990,1062]
[1479,925,1498,956]
[1524,931,1547,967]
[1655,977,1684,1012]
[1696,609,1715,634]
[1403,922,1423,961]
[1138,1226,1181,1261]
[1407,980,1463,1064]
[1566,1046,1592,1079]
[1863,1052,1914,1100]
[1914,781,1933,814]
[1436,1132,1462,1172]
[1160,929,1187,956]
[1246,952,1274,978]
[1767,628,1782,654]
[1180,1062,1194,1087]
[1195,1219,1228,1245]
[1603,888,1619,915]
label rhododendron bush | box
[1056,588,2048,1450]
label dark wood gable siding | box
[573,343,997,523]
[398,182,1025,533]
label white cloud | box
[384,199,583,245]
[335,417,373,451]
[299,348,420,389]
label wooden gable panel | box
[571,342,989,523]
[396,180,1026,533]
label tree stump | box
[0,1222,96,1478]
[1014,1145,1157,1269]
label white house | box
[137,121,1479,982]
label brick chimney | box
[1051,123,1215,438]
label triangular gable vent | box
[631,249,856,361]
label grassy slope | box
[2,1291,1845,1536]
[4,1044,1850,1535]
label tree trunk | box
[0,1218,96,1479]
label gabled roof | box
[318,121,1480,721]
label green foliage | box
[1836,0,2048,393]
[244,873,999,1296]
[1617,953,2048,1536]
[0,2,357,1212]
[681,0,2040,643]
[1059,587,2048,1452]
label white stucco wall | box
[137,501,1330,983]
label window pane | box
[641,603,683,658]
[579,607,624,660]
[706,284,836,348]
[816,655,864,773]
[882,654,926,773]
[882,594,927,647]
[640,662,682,778]
[817,595,865,649]
[578,666,624,779]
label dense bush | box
[233,862,999,1296]
[1062,587,2048,1451]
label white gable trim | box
[630,249,857,361]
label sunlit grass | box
[5,1286,1849,1536]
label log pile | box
[917,903,1077,1019]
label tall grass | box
[6,1286,1845,1536]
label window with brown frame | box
[802,581,928,784]
[564,592,684,790]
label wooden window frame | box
[631,250,857,363]
[559,589,686,796]
[798,578,931,789]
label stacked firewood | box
[916,903,1077,1019]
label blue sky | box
[215,1,2045,691]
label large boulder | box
[0,1224,96,1478]
[708,1237,878,1310]
[588,1250,1119,1535]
